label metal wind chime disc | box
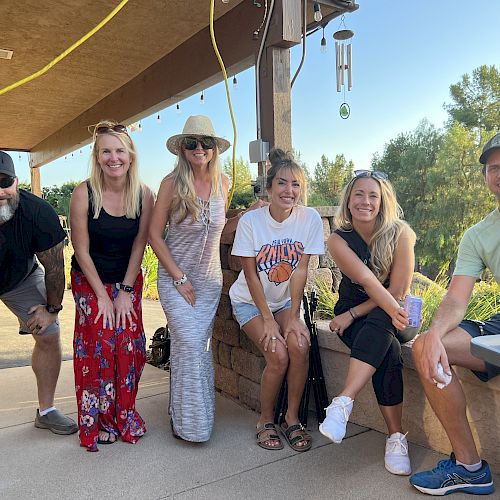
[334,23,354,119]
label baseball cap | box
[479,132,500,165]
[0,151,16,176]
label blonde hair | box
[335,174,410,282]
[267,148,308,205]
[167,141,222,223]
[89,120,141,219]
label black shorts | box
[459,313,500,382]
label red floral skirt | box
[71,270,147,451]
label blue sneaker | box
[409,455,495,496]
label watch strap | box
[46,304,63,314]
[119,283,134,293]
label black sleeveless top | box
[71,182,141,284]
[334,228,390,315]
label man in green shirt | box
[410,132,500,496]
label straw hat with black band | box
[166,115,230,156]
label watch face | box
[46,305,63,313]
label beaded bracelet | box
[173,274,188,286]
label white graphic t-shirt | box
[229,205,325,311]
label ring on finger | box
[271,336,277,341]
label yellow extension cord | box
[1,0,239,206]
[0,0,129,97]
[209,0,238,209]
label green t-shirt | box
[453,208,500,286]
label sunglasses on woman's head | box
[354,169,388,180]
[0,176,16,189]
[182,136,216,150]
[96,124,128,135]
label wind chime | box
[333,15,354,119]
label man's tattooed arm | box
[36,241,65,306]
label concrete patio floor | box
[1,294,497,499]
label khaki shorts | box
[0,266,60,336]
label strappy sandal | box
[280,422,312,452]
[256,422,284,450]
[97,430,117,445]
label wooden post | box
[29,157,42,197]
[257,0,301,183]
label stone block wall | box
[213,207,336,412]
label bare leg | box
[242,316,288,447]
[379,403,403,435]
[32,332,62,410]
[340,357,376,399]
[412,327,486,464]
[274,309,309,426]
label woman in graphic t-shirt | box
[229,148,324,452]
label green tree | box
[42,181,79,219]
[223,156,255,208]
[310,154,353,206]
[444,64,500,136]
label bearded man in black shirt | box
[0,151,77,435]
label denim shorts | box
[231,299,292,328]
[459,313,500,382]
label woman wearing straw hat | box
[149,115,262,442]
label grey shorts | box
[0,266,60,336]
[231,299,292,328]
[460,313,500,382]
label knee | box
[287,341,309,365]
[266,348,289,374]
[34,332,61,351]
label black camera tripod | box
[273,291,329,427]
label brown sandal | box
[280,422,312,452]
[256,422,284,450]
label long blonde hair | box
[267,148,308,205]
[167,144,222,223]
[89,120,141,219]
[335,174,410,282]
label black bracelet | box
[119,283,134,293]
[349,308,357,320]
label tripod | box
[273,291,329,427]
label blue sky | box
[12,0,500,191]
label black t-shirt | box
[334,228,389,315]
[0,190,66,295]
[71,183,141,284]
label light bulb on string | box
[157,113,161,124]
[176,103,181,114]
[233,75,238,89]
[313,2,322,23]
[138,121,142,132]
[320,27,327,54]
[200,90,205,105]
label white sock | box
[39,406,56,416]
[456,459,482,472]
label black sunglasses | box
[0,176,16,189]
[354,169,388,180]
[182,136,216,151]
[96,124,128,135]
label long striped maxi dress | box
[157,186,225,442]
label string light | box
[138,121,142,132]
[321,27,327,54]
[233,75,238,88]
[176,103,181,114]
[200,90,205,105]
[156,113,161,124]
[313,2,322,22]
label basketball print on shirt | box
[255,239,304,285]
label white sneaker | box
[319,396,353,443]
[385,432,412,475]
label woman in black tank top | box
[319,171,417,476]
[69,121,154,451]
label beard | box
[0,190,19,223]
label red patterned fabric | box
[71,270,147,451]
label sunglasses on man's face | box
[182,136,216,151]
[354,169,388,180]
[96,124,128,135]
[0,176,16,189]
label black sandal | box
[97,431,117,445]
[280,422,312,452]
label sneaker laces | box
[324,396,352,423]
[386,432,409,456]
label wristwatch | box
[46,304,63,314]
[119,283,134,293]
